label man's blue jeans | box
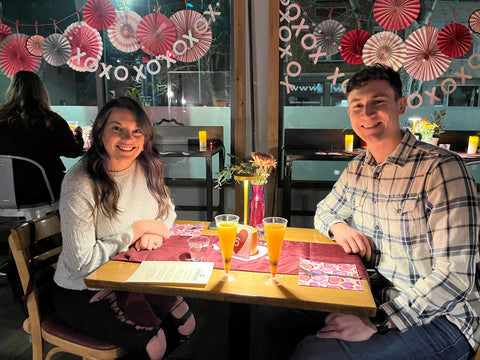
[290,316,471,360]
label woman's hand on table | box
[134,234,164,251]
[316,313,376,341]
[329,223,371,261]
[130,220,170,247]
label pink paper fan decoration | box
[107,9,141,53]
[362,31,406,71]
[65,21,103,72]
[136,13,176,57]
[0,33,41,78]
[437,23,471,58]
[169,10,212,63]
[42,33,72,66]
[26,34,45,57]
[340,29,371,65]
[313,19,346,56]
[468,9,480,34]
[404,26,451,81]
[0,24,12,42]
[374,0,420,31]
[83,0,116,30]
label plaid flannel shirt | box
[315,131,480,350]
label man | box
[262,65,480,359]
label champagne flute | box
[263,217,288,285]
[215,214,239,281]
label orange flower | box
[251,152,277,169]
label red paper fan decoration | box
[0,24,12,42]
[136,13,176,57]
[468,9,480,34]
[313,19,345,56]
[169,10,212,63]
[65,21,103,72]
[374,0,420,31]
[107,9,141,53]
[0,33,41,78]
[362,31,406,71]
[437,23,471,58]
[42,33,72,66]
[83,0,116,30]
[26,34,45,57]
[340,29,371,65]
[404,26,451,81]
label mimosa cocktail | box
[215,214,239,281]
[263,217,288,285]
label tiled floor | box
[0,217,272,360]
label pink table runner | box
[113,235,369,280]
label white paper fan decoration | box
[107,9,142,53]
[362,31,406,70]
[404,26,451,81]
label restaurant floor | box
[0,217,272,360]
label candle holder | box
[234,173,258,225]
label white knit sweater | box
[54,159,176,290]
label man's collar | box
[364,131,414,167]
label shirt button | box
[375,225,379,230]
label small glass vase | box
[249,184,265,228]
[422,134,439,145]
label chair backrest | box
[0,155,58,220]
[8,215,62,359]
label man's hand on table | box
[316,313,376,341]
[329,223,372,261]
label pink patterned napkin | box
[298,258,363,291]
[169,223,206,237]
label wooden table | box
[84,221,376,359]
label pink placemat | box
[169,223,206,236]
[298,258,363,291]
[113,236,369,279]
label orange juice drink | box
[265,223,286,276]
[217,221,237,272]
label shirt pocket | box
[385,195,426,242]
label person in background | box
[262,64,480,360]
[0,70,84,205]
[52,97,194,359]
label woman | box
[52,97,195,359]
[0,71,84,204]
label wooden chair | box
[8,214,125,360]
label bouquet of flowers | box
[215,152,277,188]
[414,118,438,140]
[413,109,447,139]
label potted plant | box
[413,109,446,145]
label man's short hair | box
[346,64,403,99]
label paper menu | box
[125,261,214,286]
